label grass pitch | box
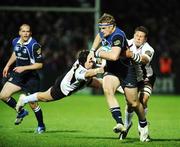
[0,92,180,147]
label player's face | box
[19,25,32,43]
[99,24,114,37]
[85,57,94,69]
[134,31,147,47]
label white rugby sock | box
[124,109,134,128]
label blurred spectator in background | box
[159,52,174,93]
[0,11,93,90]
[154,52,174,93]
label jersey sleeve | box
[32,43,43,63]
[12,38,19,51]
[142,44,154,62]
[75,66,88,81]
[112,35,128,51]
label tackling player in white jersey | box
[118,26,156,140]
[15,50,104,113]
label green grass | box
[0,93,180,147]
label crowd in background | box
[0,0,180,93]
[0,11,94,89]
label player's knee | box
[126,105,134,113]
[29,102,38,109]
[103,87,114,96]
[143,99,148,108]
[140,96,149,107]
[0,93,8,101]
[130,100,139,108]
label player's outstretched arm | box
[85,67,104,78]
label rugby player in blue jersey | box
[88,13,149,142]
[0,24,45,134]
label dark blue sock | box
[110,107,123,124]
[4,97,17,109]
[34,106,45,127]
[139,119,147,128]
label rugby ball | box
[101,46,111,52]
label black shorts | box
[104,65,137,88]
[50,75,66,100]
[8,71,40,94]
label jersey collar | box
[17,37,32,45]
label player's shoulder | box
[29,37,41,49]
[30,37,39,45]
[31,37,38,43]
[114,27,126,37]
[72,60,85,71]
[111,28,127,45]
[143,42,154,52]
[12,37,20,46]
[75,61,87,73]
[127,38,133,44]
[77,64,87,74]
[73,61,87,80]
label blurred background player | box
[16,50,104,111]
[0,24,45,134]
[118,26,156,139]
[88,13,149,142]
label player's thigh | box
[37,88,54,101]
[124,87,138,104]
[139,91,150,104]
[103,74,120,93]
[0,82,21,98]
[25,77,40,94]
[29,102,39,109]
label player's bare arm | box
[3,52,16,77]
[88,34,102,60]
[91,34,102,51]
[13,63,43,73]
[95,46,121,61]
[125,49,152,64]
[85,67,104,78]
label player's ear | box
[19,30,21,36]
[144,37,147,42]
[84,61,87,68]
[133,33,136,38]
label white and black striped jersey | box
[60,60,91,96]
[128,39,154,82]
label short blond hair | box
[19,24,31,32]
[98,13,116,26]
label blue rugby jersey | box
[12,37,43,76]
[12,37,43,67]
[99,27,132,74]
